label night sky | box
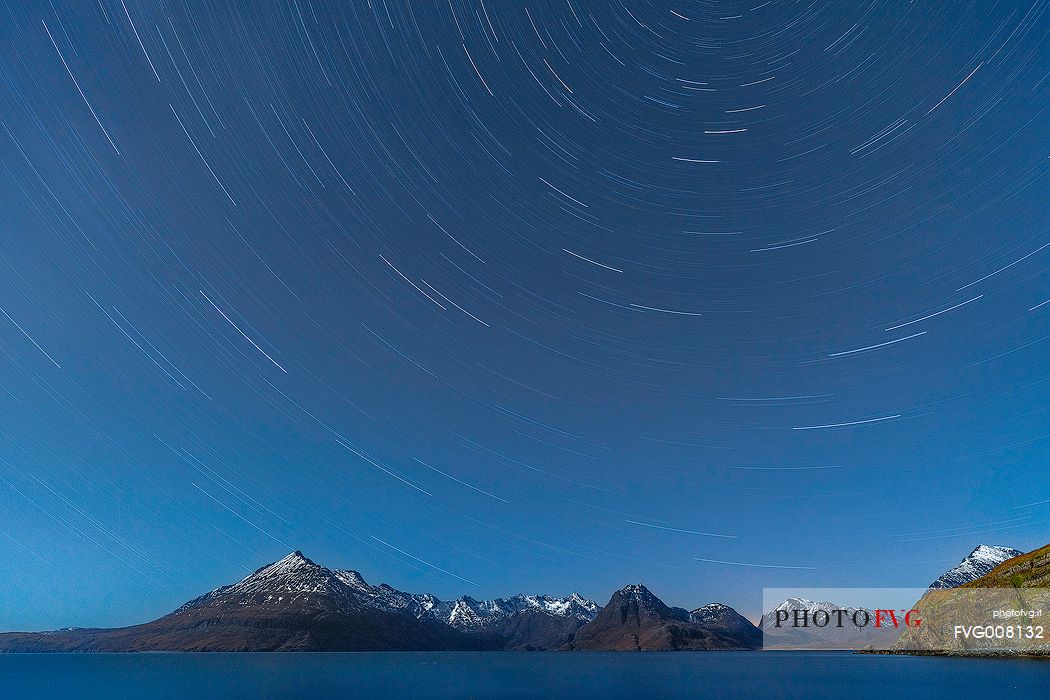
[1,0,1048,630]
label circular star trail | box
[0,0,1047,626]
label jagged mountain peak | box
[444,592,601,630]
[615,584,660,600]
[765,597,869,615]
[225,550,331,589]
[758,597,877,633]
[690,602,736,621]
[169,550,367,617]
[603,583,683,622]
[772,597,815,610]
[688,602,762,647]
[333,569,370,592]
[266,550,315,570]
[929,543,1023,589]
[619,583,648,593]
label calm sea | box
[2,651,1046,699]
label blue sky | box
[0,0,1048,630]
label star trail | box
[0,0,1048,629]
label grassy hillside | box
[880,542,1050,655]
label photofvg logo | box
[761,588,933,650]
[761,588,1050,652]
[772,605,922,631]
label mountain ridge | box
[329,565,600,632]
[0,551,754,652]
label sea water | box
[2,650,1045,699]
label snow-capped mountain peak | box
[929,544,1023,589]
[448,599,486,628]
[221,551,350,601]
[333,569,370,592]
[257,550,315,574]
[689,603,732,622]
[762,597,872,624]
[173,551,366,613]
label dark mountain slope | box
[570,584,759,651]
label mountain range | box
[0,543,1024,652]
[331,561,599,646]
[0,551,754,652]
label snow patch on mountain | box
[929,544,1024,589]
[760,597,873,627]
[333,567,599,629]
[440,593,600,630]
[689,603,736,624]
